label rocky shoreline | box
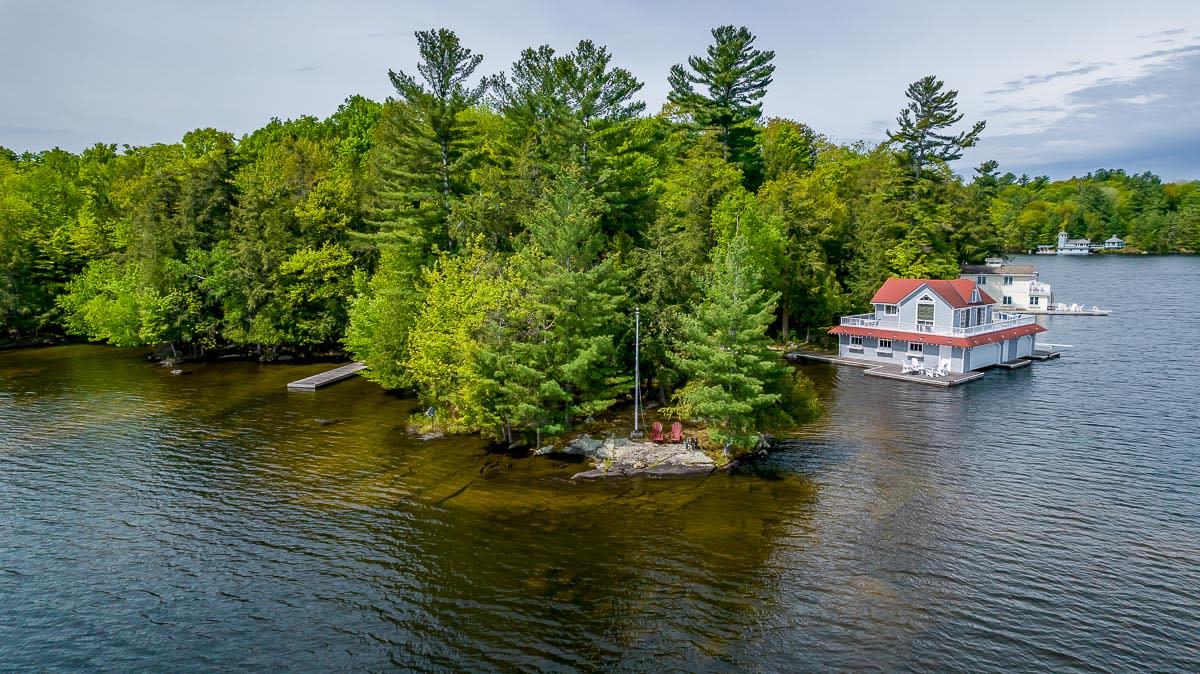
[533,434,732,480]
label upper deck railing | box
[840,312,1036,338]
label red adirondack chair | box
[669,421,683,443]
[650,421,664,443]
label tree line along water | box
[3,27,1198,451]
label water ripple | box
[3,256,1200,672]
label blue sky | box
[2,0,1198,180]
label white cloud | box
[1118,94,1168,105]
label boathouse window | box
[1003,276,1014,285]
[883,304,898,315]
[1030,296,1040,306]
[908,342,923,353]
[916,301,934,325]
[850,336,862,345]
[878,339,892,349]
[977,275,986,285]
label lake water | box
[2,255,1198,672]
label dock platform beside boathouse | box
[787,350,1058,387]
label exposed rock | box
[567,434,718,480]
[563,435,604,456]
[643,464,716,477]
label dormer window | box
[917,299,934,326]
[971,287,980,303]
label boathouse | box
[829,278,1046,373]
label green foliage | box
[762,118,820,182]
[369,28,487,254]
[17,28,1200,447]
[987,168,1198,253]
[887,75,985,178]
[668,25,775,186]
[343,244,425,389]
[491,39,645,172]
[404,243,514,428]
[670,233,798,454]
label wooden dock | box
[286,362,367,391]
[1036,309,1110,316]
[1024,349,1062,361]
[863,364,985,387]
[785,350,1063,386]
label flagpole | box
[631,306,643,439]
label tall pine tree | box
[667,25,774,187]
[887,75,985,178]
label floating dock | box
[863,364,984,387]
[1024,349,1062,361]
[286,362,367,391]
[1031,309,1111,316]
[787,350,1057,387]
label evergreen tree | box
[505,170,630,435]
[670,231,789,455]
[887,75,985,178]
[492,40,644,171]
[369,28,486,253]
[668,25,774,185]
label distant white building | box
[960,257,1053,312]
[1103,235,1126,250]
[830,278,1046,373]
[1056,231,1092,255]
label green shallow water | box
[2,255,1199,672]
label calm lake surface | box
[2,255,1198,672]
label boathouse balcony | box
[839,312,1037,338]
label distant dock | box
[1031,309,1110,316]
[286,362,367,391]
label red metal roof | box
[871,278,994,308]
[829,322,1046,348]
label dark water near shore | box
[2,255,1198,672]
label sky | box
[2,0,1199,181]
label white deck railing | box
[840,312,1036,338]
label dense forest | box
[3,27,1198,450]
